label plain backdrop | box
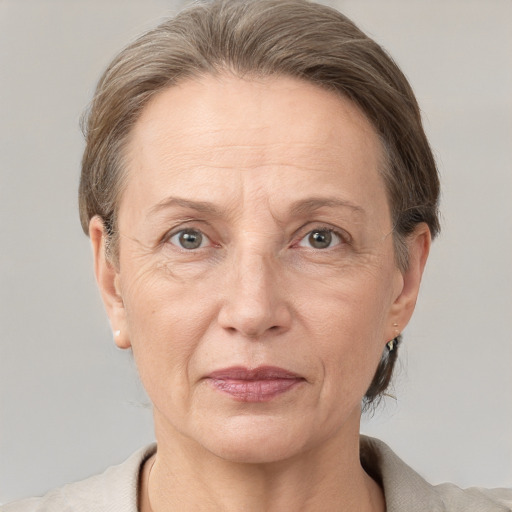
[1,0,511,504]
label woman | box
[4,0,511,510]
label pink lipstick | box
[206,366,304,402]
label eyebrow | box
[147,197,223,218]
[147,195,365,219]
[289,197,366,217]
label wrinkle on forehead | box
[121,73,391,238]
[126,72,382,172]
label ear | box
[89,216,131,349]
[386,223,431,341]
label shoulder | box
[434,483,512,511]
[360,436,512,512]
[2,444,156,512]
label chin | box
[194,415,314,464]
[210,438,303,465]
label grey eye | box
[309,230,332,249]
[298,229,341,249]
[169,229,207,250]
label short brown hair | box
[79,0,440,405]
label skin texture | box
[90,74,430,511]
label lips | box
[206,366,304,402]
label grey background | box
[1,0,511,504]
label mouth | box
[206,366,305,402]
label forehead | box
[122,74,389,224]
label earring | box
[114,330,121,338]
[387,338,397,352]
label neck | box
[141,411,384,512]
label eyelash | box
[163,225,349,251]
[295,226,347,250]
[164,228,213,251]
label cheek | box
[120,264,219,399]
[294,265,395,393]
[295,262,395,339]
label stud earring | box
[114,330,121,337]
[387,338,397,352]
[387,322,400,351]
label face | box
[92,75,428,464]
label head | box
[80,0,439,459]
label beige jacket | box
[4,437,511,511]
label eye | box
[168,229,209,250]
[298,229,342,249]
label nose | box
[217,251,292,339]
